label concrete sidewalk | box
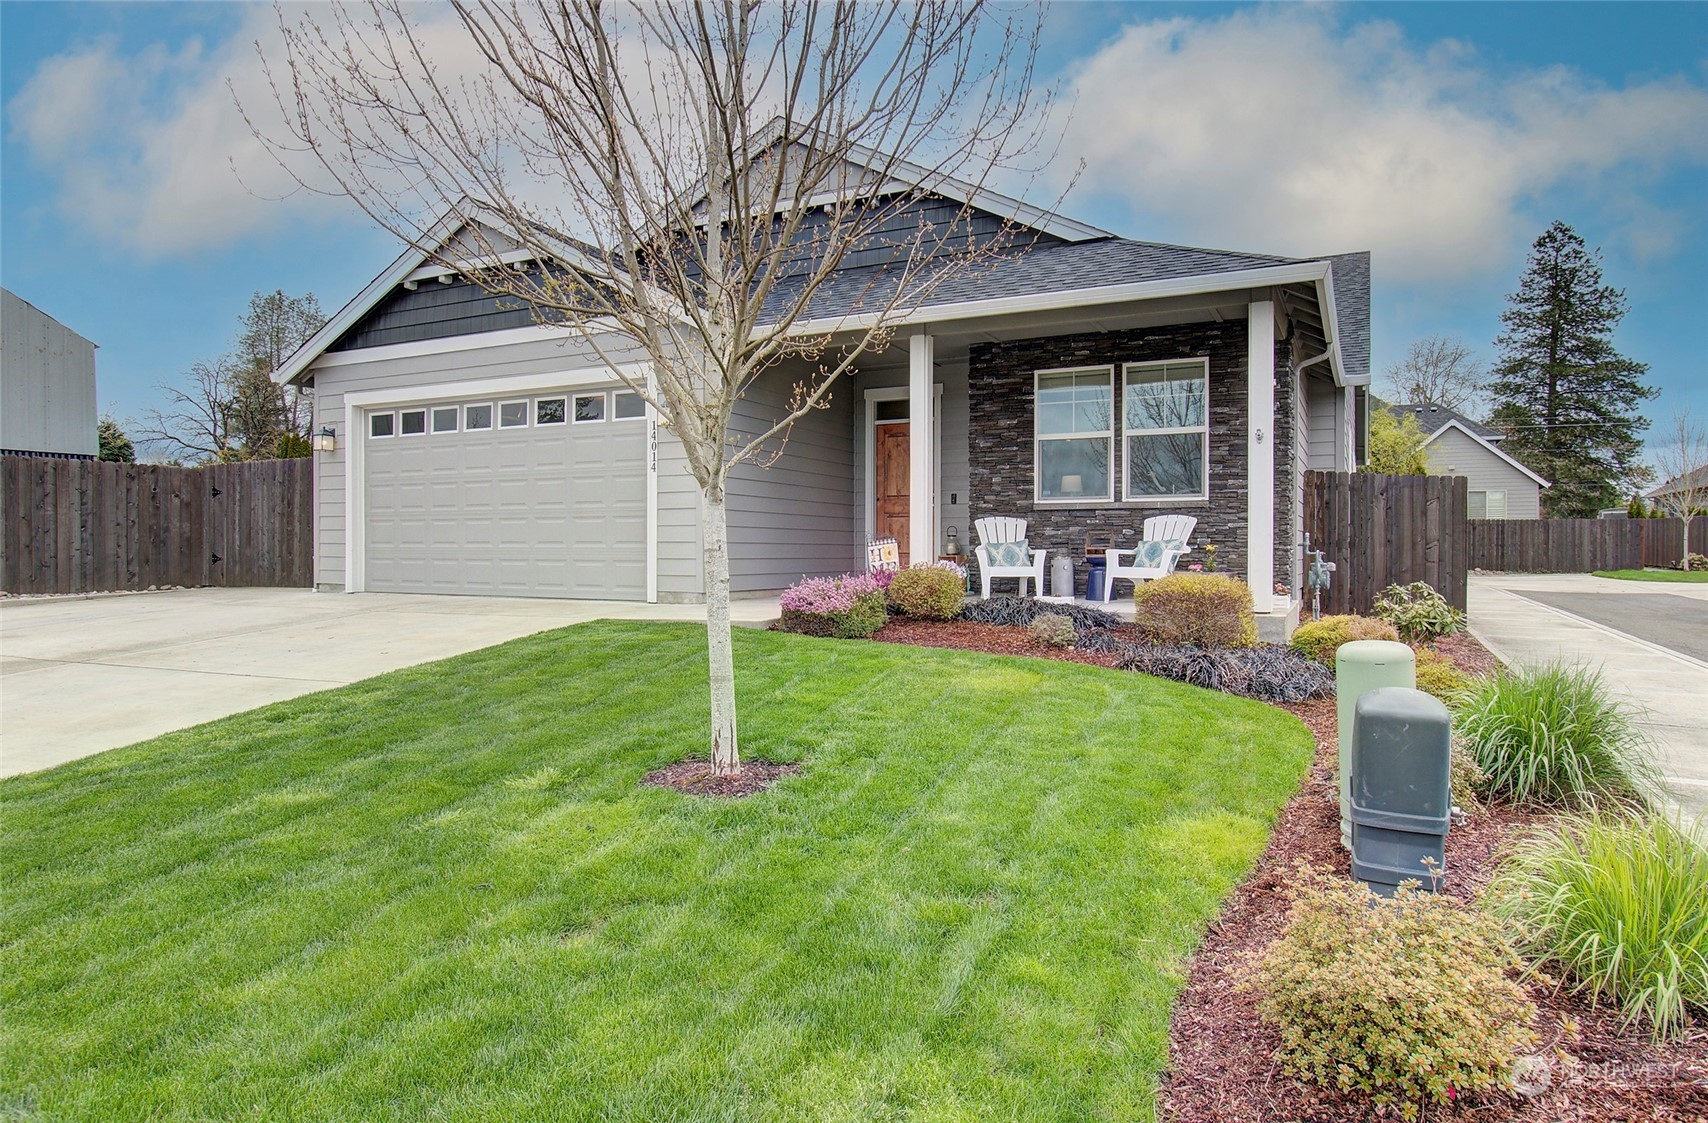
[1468,573,1708,827]
[1,587,779,777]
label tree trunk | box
[701,484,740,775]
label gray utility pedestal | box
[1335,640,1416,849]
[1350,687,1452,897]
[1051,556,1075,600]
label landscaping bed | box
[868,606,1707,1120]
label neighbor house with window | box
[1384,401,1548,519]
[278,141,1369,628]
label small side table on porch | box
[1085,555,1108,601]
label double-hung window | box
[1034,367,1113,502]
[1123,359,1208,501]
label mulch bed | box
[640,759,800,798]
[863,618,1708,1121]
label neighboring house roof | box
[1384,401,1502,441]
[1422,419,1551,488]
[1646,464,1708,499]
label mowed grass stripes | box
[1,622,1311,1122]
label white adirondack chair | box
[1102,514,1197,602]
[974,516,1047,598]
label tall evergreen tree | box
[1487,222,1654,517]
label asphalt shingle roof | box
[1382,401,1501,440]
[764,235,1371,384]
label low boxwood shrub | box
[1241,867,1536,1119]
[1028,613,1076,648]
[1132,573,1257,648]
[887,561,967,619]
[1413,646,1473,702]
[1454,661,1653,807]
[1118,644,1334,702]
[1371,581,1465,643]
[778,572,888,639]
[1288,614,1400,664]
[1490,811,1708,1041]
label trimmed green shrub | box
[887,561,967,619]
[1455,662,1654,807]
[1028,613,1076,648]
[1413,646,1473,702]
[1289,614,1400,664]
[1491,812,1708,1041]
[1133,573,1257,648]
[1371,581,1465,643]
[1241,868,1536,1120]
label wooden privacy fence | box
[1639,516,1708,568]
[1,456,312,594]
[1467,518,1643,574]
[1302,471,1468,616]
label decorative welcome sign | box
[866,538,900,572]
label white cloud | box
[1056,7,1708,281]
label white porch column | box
[908,330,935,564]
[1247,300,1275,613]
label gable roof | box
[1422,418,1551,488]
[1646,464,1708,499]
[1384,401,1501,441]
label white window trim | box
[430,406,460,434]
[535,396,568,426]
[612,390,647,422]
[369,411,397,439]
[1033,365,1115,505]
[498,399,531,429]
[572,391,608,424]
[463,402,495,431]
[398,408,429,437]
[1121,358,1210,503]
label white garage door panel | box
[365,408,645,599]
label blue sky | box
[4,1,1706,459]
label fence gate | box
[1302,470,1468,616]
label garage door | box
[363,388,647,599]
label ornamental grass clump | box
[778,572,888,639]
[1288,614,1400,665]
[1132,573,1257,648]
[1241,867,1537,1120]
[887,561,967,619]
[1455,662,1654,807]
[1491,811,1708,1041]
[1371,582,1465,643]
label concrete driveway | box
[1,587,778,777]
[1469,572,1708,826]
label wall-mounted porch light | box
[313,426,337,453]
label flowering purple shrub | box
[778,572,888,638]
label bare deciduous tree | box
[1649,410,1708,565]
[251,0,1062,775]
[1382,334,1485,414]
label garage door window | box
[400,409,427,436]
[432,407,459,433]
[536,397,567,425]
[465,403,493,430]
[574,393,606,423]
[614,391,646,420]
[499,401,529,428]
[370,412,395,438]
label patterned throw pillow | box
[1131,539,1184,568]
[986,541,1032,568]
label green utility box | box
[1335,640,1416,850]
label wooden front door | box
[874,421,911,566]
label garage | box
[362,386,647,599]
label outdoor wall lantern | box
[943,526,962,560]
[313,426,337,453]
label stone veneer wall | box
[967,320,1297,596]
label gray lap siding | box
[968,320,1298,593]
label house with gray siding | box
[278,147,1369,625]
[1,288,98,459]
[1385,402,1548,518]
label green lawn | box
[1593,568,1708,583]
[0,622,1311,1122]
